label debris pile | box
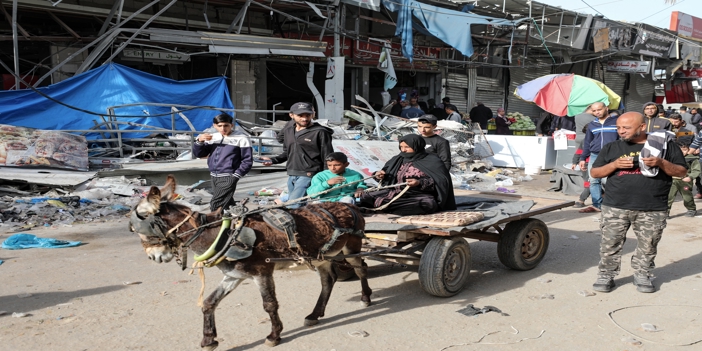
[0,176,214,233]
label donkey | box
[130,176,372,350]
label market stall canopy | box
[514,73,621,117]
[0,63,233,135]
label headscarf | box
[380,134,456,211]
[397,134,427,162]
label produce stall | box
[507,112,536,136]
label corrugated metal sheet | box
[626,73,656,113]
[475,75,504,112]
[590,61,627,112]
[507,64,552,119]
[446,73,469,112]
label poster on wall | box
[0,125,89,171]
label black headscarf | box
[381,134,456,211]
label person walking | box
[261,102,334,208]
[642,102,672,132]
[193,113,253,212]
[445,104,462,123]
[469,102,492,129]
[590,112,687,294]
[679,106,693,126]
[667,142,699,218]
[401,97,425,118]
[578,102,618,213]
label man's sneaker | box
[593,276,615,292]
[686,210,697,217]
[695,193,702,199]
[633,274,655,293]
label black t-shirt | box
[592,139,687,211]
[422,134,451,170]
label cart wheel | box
[418,237,471,297]
[497,218,549,271]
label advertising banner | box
[588,20,675,58]
[670,11,702,41]
[0,125,88,171]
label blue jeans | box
[286,176,312,209]
[588,153,607,209]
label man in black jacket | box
[262,102,334,207]
[469,102,492,130]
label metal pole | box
[102,0,178,65]
[34,0,161,86]
[12,0,20,90]
[557,12,563,44]
[333,5,340,56]
[570,14,578,47]
[272,102,281,123]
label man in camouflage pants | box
[590,112,687,293]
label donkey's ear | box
[161,175,176,201]
[147,186,162,207]
[136,186,162,216]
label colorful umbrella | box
[514,73,621,116]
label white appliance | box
[485,135,556,169]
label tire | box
[332,260,358,281]
[497,218,549,271]
[418,237,472,297]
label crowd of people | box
[193,97,699,295]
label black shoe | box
[573,201,586,208]
[685,210,697,217]
[633,274,655,293]
[593,276,615,293]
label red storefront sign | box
[670,11,702,41]
[680,68,702,78]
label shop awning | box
[146,29,328,58]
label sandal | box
[573,201,585,208]
[579,206,601,213]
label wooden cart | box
[347,190,574,297]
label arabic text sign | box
[606,60,651,74]
[122,49,191,63]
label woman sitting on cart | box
[358,134,456,215]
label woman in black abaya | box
[358,134,456,215]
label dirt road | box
[1,174,701,351]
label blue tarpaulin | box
[0,63,233,136]
[383,0,522,62]
[2,233,81,250]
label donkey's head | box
[129,175,177,263]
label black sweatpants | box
[210,175,239,212]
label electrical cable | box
[580,0,606,18]
[265,64,313,96]
[531,18,556,64]
[639,0,686,22]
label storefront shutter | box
[474,75,504,113]
[625,73,656,113]
[445,73,469,112]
